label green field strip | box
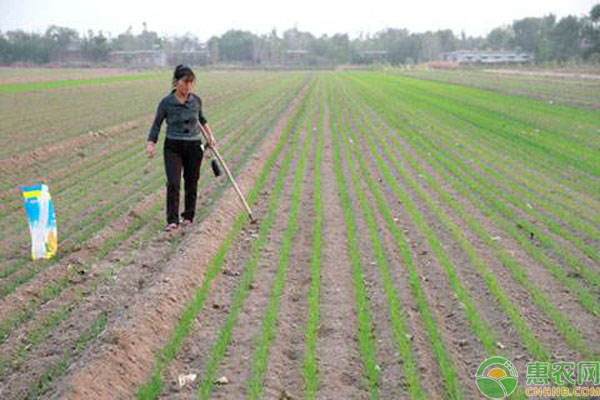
[394,103,600,235]
[347,75,600,305]
[410,117,600,228]
[419,137,600,258]
[346,76,597,234]
[0,303,72,374]
[410,135,600,274]
[0,88,166,157]
[327,82,380,399]
[0,195,160,374]
[416,127,600,269]
[360,108,600,318]
[344,88,598,358]
[415,136,600,316]
[343,75,600,278]
[328,77,493,399]
[376,71,600,138]
[0,139,152,255]
[406,96,600,201]
[349,73,600,208]
[407,74,600,139]
[0,72,166,94]
[190,90,314,400]
[0,94,296,346]
[0,132,143,220]
[341,73,553,352]
[22,311,109,399]
[334,95,537,400]
[349,73,599,201]
[332,94,427,398]
[383,75,600,162]
[136,80,313,400]
[332,79,496,356]
[396,75,600,146]
[301,90,323,400]
[350,87,575,364]
[196,107,312,400]
[344,85,600,315]
[400,70,600,110]
[386,80,600,241]
[244,91,315,400]
[339,112,471,399]
[0,170,164,292]
[345,74,599,219]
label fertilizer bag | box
[21,184,58,260]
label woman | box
[146,64,217,232]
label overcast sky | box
[1,0,597,40]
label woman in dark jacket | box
[146,65,217,232]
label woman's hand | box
[146,141,156,158]
[207,135,217,149]
[200,123,217,149]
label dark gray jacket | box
[147,90,208,143]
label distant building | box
[359,50,388,63]
[108,47,210,67]
[284,49,309,65]
[168,50,210,66]
[441,50,533,64]
[108,50,167,67]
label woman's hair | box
[172,64,195,87]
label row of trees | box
[0,26,109,63]
[1,4,599,65]
[487,10,600,62]
[0,22,200,64]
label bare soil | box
[0,68,142,84]
[484,69,600,80]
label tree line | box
[1,4,599,66]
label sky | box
[0,0,597,40]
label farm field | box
[0,68,598,399]
[399,68,600,109]
[0,67,157,84]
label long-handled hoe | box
[198,122,256,223]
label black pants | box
[164,138,203,224]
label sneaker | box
[181,219,193,227]
[165,223,179,232]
